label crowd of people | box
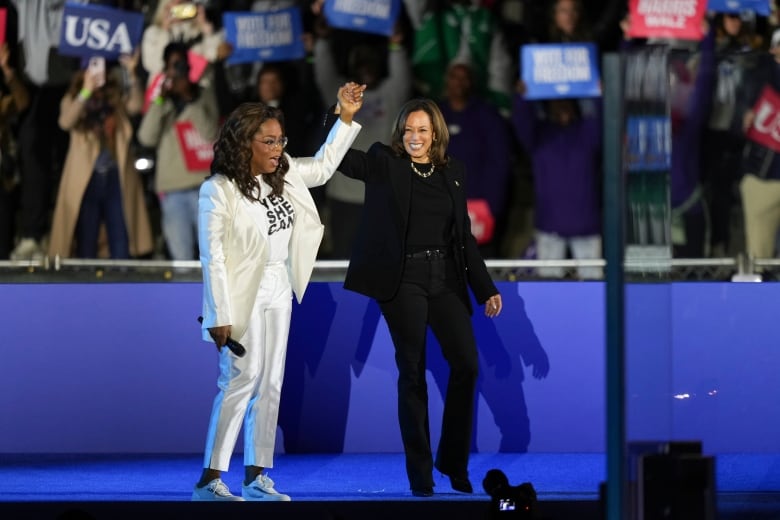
[1,0,780,275]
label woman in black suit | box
[335,96,503,497]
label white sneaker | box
[10,238,44,260]
[242,474,291,501]
[191,478,245,501]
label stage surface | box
[2,452,780,519]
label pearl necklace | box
[411,161,435,178]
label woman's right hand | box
[82,67,100,93]
[208,325,232,352]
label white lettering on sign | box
[532,47,592,84]
[63,16,133,53]
[183,128,214,160]
[637,0,697,16]
[235,13,293,48]
[753,99,780,142]
[333,0,391,18]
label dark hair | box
[390,98,450,167]
[163,42,191,76]
[548,0,591,42]
[211,102,289,200]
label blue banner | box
[223,8,305,65]
[58,3,144,59]
[323,0,400,37]
[521,43,601,100]
[707,0,771,15]
[626,115,671,173]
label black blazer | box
[336,142,498,314]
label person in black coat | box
[334,95,503,497]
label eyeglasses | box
[254,137,288,149]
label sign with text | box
[58,3,144,59]
[223,8,305,65]
[521,43,601,100]
[0,8,6,46]
[467,199,495,245]
[626,115,671,172]
[628,0,707,41]
[323,0,401,37]
[175,121,214,172]
[706,0,771,15]
[746,86,780,154]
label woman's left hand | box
[484,294,502,318]
[336,81,366,123]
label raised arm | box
[289,82,364,187]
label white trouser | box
[535,231,603,279]
[202,262,293,471]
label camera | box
[499,498,517,511]
[483,469,537,519]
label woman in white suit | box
[193,83,365,502]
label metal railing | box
[1,255,778,283]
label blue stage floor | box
[1,453,780,519]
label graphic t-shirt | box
[243,181,295,264]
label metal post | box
[602,52,627,520]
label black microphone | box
[197,316,247,357]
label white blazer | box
[199,118,361,341]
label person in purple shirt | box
[511,83,602,279]
[438,62,513,257]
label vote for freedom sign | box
[323,0,401,37]
[706,0,771,16]
[223,7,305,65]
[58,3,144,60]
[521,43,601,100]
[628,0,707,40]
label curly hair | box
[211,102,289,200]
[389,98,450,167]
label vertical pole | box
[602,52,627,520]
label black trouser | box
[379,255,478,490]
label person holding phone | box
[141,0,223,88]
[0,40,30,258]
[137,42,218,260]
[192,83,364,502]
[48,53,153,259]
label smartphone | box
[170,2,197,20]
[87,56,105,88]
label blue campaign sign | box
[223,8,305,65]
[521,43,601,100]
[58,3,144,59]
[707,0,771,15]
[323,0,400,37]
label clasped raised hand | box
[336,81,366,122]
